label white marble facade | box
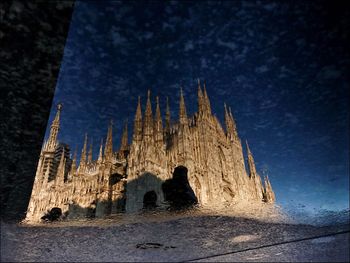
[25,82,275,222]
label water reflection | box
[22,201,349,228]
[7,204,348,262]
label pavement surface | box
[191,232,350,262]
[1,205,349,262]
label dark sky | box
[45,1,349,214]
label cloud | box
[110,27,127,46]
[284,113,299,125]
[255,65,269,73]
[259,99,278,110]
[216,39,237,50]
[201,58,208,68]
[321,66,342,79]
[263,3,277,11]
[184,41,194,51]
[143,31,154,40]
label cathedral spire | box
[197,78,204,113]
[79,133,88,168]
[246,140,257,177]
[133,96,143,142]
[56,148,66,185]
[165,96,171,133]
[88,139,93,163]
[264,175,271,187]
[145,90,152,117]
[70,147,77,175]
[263,175,276,203]
[224,104,238,139]
[52,103,62,126]
[58,147,65,169]
[120,120,128,151]
[155,97,162,122]
[179,87,188,125]
[246,139,251,155]
[154,96,163,142]
[104,120,113,161]
[98,138,103,163]
[224,103,231,133]
[143,90,154,139]
[203,81,212,115]
[46,103,62,151]
[228,106,238,136]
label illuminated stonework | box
[25,81,275,222]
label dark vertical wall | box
[0,1,75,222]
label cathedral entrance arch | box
[162,166,198,209]
[143,190,157,209]
[125,171,164,213]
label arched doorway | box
[125,171,163,213]
[162,166,198,209]
[143,190,157,209]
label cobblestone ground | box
[1,205,349,262]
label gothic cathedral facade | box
[25,81,275,222]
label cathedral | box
[25,81,275,222]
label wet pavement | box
[1,204,349,262]
[192,232,349,262]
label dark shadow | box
[125,171,165,213]
[143,190,158,209]
[60,167,199,220]
[107,172,125,214]
[109,173,123,186]
[64,171,165,219]
[40,207,62,222]
[162,166,198,210]
[67,201,96,220]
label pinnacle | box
[145,90,153,115]
[179,86,187,123]
[57,103,63,111]
[166,96,170,111]
[203,80,207,95]
[155,97,161,117]
[98,138,104,162]
[246,140,250,153]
